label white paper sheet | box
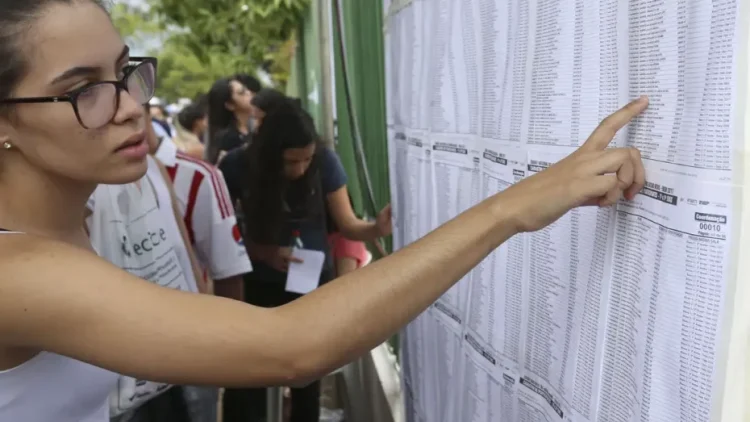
[285,249,325,295]
[387,0,743,421]
[520,150,616,422]
[625,0,739,183]
[431,134,481,330]
[597,163,734,422]
[466,143,527,371]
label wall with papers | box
[383,0,745,421]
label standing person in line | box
[173,103,208,160]
[220,88,289,205]
[233,74,262,136]
[156,117,252,302]
[0,2,649,422]
[220,88,289,259]
[205,78,255,164]
[86,108,210,422]
[150,114,253,422]
[219,99,393,422]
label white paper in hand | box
[286,248,325,294]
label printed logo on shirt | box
[87,172,196,417]
[119,229,168,258]
[232,223,244,246]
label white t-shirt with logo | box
[158,144,252,280]
[86,155,198,416]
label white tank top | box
[0,232,118,422]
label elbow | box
[282,346,329,388]
[271,319,331,387]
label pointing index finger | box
[582,96,649,151]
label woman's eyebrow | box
[50,45,130,85]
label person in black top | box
[219,97,392,422]
[221,88,288,230]
[205,77,254,164]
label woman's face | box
[227,80,253,115]
[0,1,150,185]
[282,143,316,180]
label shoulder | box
[173,153,228,196]
[317,146,339,164]
[317,147,346,191]
[318,147,344,176]
[0,234,102,304]
[173,153,234,216]
[174,152,223,179]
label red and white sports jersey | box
[163,150,252,280]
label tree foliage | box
[110,0,307,103]
[151,0,308,87]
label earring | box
[2,141,11,150]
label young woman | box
[0,1,647,421]
[205,77,254,164]
[220,98,394,422]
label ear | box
[0,118,14,145]
[225,101,236,113]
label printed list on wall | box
[384,0,742,421]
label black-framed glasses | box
[0,57,157,129]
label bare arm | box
[0,198,513,388]
[0,97,648,388]
[326,186,381,241]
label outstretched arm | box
[0,97,648,388]
[0,193,514,388]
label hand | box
[499,96,649,233]
[375,204,393,237]
[266,247,304,273]
[202,276,215,296]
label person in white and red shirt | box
[153,134,251,302]
[144,123,253,422]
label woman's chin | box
[97,159,149,185]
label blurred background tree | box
[111,0,306,103]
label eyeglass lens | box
[78,61,156,129]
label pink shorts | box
[328,233,368,268]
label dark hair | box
[250,88,287,115]
[177,104,206,133]
[0,0,106,108]
[205,78,237,164]
[193,93,208,113]
[241,98,326,244]
[235,73,262,93]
